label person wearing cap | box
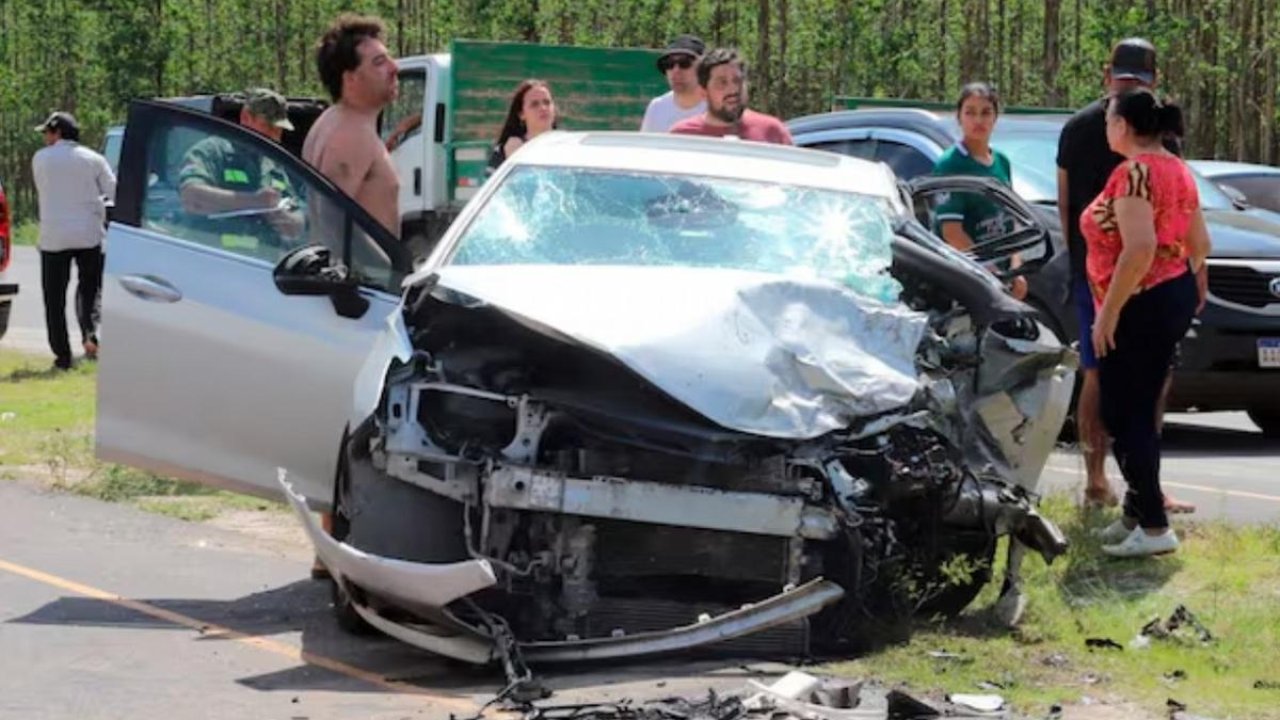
[669,48,792,145]
[640,35,707,132]
[1057,38,1197,515]
[177,88,303,250]
[31,111,115,370]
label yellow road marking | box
[1044,465,1280,504]
[0,557,481,711]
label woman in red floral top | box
[1079,89,1210,558]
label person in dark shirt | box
[669,48,792,145]
[1057,38,1197,514]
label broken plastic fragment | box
[1084,637,1123,652]
[947,693,1004,712]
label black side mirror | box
[273,245,370,319]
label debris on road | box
[1084,637,1123,652]
[500,671,1021,720]
[946,693,1005,713]
[1140,606,1214,645]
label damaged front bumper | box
[282,477,845,665]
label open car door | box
[905,175,1053,280]
[97,100,411,507]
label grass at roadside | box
[822,494,1280,719]
[0,349,282,521]
[11,220,39,247]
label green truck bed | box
[447,40,669,200]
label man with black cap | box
[1056,38,1196,514]
[641,34,706,132]
[31,111,115,370]
[178,88,303,245]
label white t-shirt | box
[32,140,116,252]
[640,92,707,132]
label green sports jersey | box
[931,143,1014,246]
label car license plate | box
[1260,339,1280,368]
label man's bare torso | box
[303,104,400,237]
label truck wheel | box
[1247,407,1280,438]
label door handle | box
[119,274,182,303]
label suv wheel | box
[1247,407,1280,438]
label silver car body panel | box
[97,224,400,506]
[429,265,929,440]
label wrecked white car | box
[99,101,1072,674]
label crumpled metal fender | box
[348,309,414,429]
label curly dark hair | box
[315,14,386,101]
[695,48,747,88]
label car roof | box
[1189,159,1280,178]
[786,108,1069,144]
[508,131,902,200]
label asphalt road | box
[0,480,782,720]
[0,412,1274,719]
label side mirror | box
[273,245,370,319]
[1218,182,1251,211]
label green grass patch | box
[0,350,98,471]
[1,349,282,521]
[11,220,39,247]
[822,495,1280,719]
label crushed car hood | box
[425,265,928,440]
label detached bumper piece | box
[284,475,844,665]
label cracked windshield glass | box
[452,166,903,304]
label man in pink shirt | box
[669,48,792,145]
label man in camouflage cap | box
[177,88,302,251]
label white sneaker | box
[1102,526,1179,558]
[1092,519,1131,544]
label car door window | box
[909,177,1050,272]
[382,69,426,150]
[808,138,877,162]
[141,119,402,293]
[1221,175,1280,214]
[874,140,935,180]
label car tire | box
[0,299,11,342]
[1247,407,1280,438]
[329,429,374,636]
[330,577,376,636]
[914,535,996,619]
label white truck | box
[104,40,668,259]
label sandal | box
[1164,495,1196,514]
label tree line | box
[1,0,1276,222]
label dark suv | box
[789,109,1280,436]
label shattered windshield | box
[451,166,903,303]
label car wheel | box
[1247,407,1280,438]
[330,577,375,636]
[0,299,11,342]
[329,429,374,635]
[913,535,996,619]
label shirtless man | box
[304,14,399,580]
[304,13,400,237]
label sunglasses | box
[660,56,695,72]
